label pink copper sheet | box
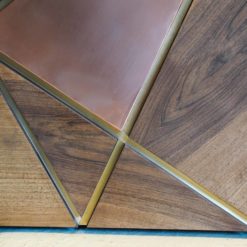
[0,0,182,128]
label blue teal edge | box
[0,228,247,238]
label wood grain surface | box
[89,148,246,230]
[0,94,74,227]
[131,0,247,215]
[0,64,116,216]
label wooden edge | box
[0,56,120,139]
[0,79,81,225]
[122,0,193,134]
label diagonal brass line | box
[126,137,247,226]
[0,79,81,225]
[0,56,120,139]
[122,0,193,134]
[80,140,124,225]
[80,0,194,226]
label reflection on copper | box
[0,0,182,128]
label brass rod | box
[80,140,125,225]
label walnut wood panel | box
[0,0,182,128]
[0,64,116,216]
[131,0,247,215]
[89,148,246,230]
[0,94,74,227]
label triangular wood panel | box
[130,0,247,217]
[0,64,116,216]
[89,148,246,230]
[0,94,74,227]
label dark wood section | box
[89,148,246,230]
[0,95,74,227]
[1,64,116,216]
[0,0,182,128]
[131,0,247,214]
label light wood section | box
[0,95,74,227]
[131,0,247,215]
[89,148,246,230]
[178,109,247,214]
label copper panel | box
[0,0,182,128]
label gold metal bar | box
[0,79,81,225]
[122,0,193,134]
[0,0,13,11]
[80,140,125,225]
[0,54,120,139]
[126,138,247,226]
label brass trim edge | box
[126,138,247,226]
[122,0,193,134]
[0,0,13,11]
[0,79,81,225]
[80,140,125,225]
[0,54,120,139]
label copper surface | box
[0,0,182,128]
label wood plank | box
[0,64,116,216]
[89,148,246,230]
[0,0,182,128]
[0,95,74,227]
[131,0,247,215]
